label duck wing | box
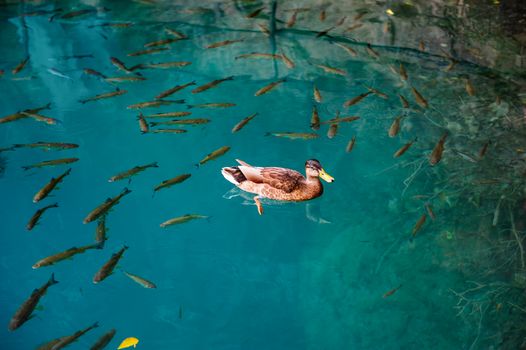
[238,166,304,193]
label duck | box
[221,159,334,215]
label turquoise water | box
[1,1,526,349]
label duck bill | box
[319,169,334,183]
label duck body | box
[221,159,333,203]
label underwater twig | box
[468,303,488,350]
[402,158,426,196]
[375,236,403,274]
[509,204,525,269]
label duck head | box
[305,159,334,183]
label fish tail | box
[264,132,271,137]
[226,76,234,80]
[150,122,158,127]
[51,203,59,208]
[186,105,193,109]
[150,162,159,168]
[78,99,87,104]
[22,166,31,171]
[92,321,99,328]
[49,273,59,285]
[194,163,200,168]
[95,241,105,250]
[43,102,52,110]
[122,187,132,195]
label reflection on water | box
[0,0,525,349]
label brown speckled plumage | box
[222,159,328,202]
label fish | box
[255,79,286,96]
[206,39,244,49]
[154,174,191,193]
[429,132,448,166]
[12,57,30,75]
[22,158,78,171]
[393,138,417,158]
[50,322,99,350]
[127,47,169,56]
[343,92,371,107]
[88,22,133,28]
[388,116,403,137]
[151,129,187,134]
[33,168,72,203]
[187,103,236,109]
[138,113,149,133]
[93,246,128,283]
[346,23,363,32]
[320,9,326,21]
[95,216,108,244]
[165,27,187,38]
[232,113,257,133]
[61,9,96,19]
[333,42,358,57]
[257,24,270,36]
[313,86,322,102]
[327,123,339,139]
[150,118,210,126]
[13,142,78,151]
[109,162,158,182]
[60,54,94,60]
[321,116,360,124]
[235,52,281,60]
[198,146,230,166]
[246,7,264,18]
[411,213,427,237]
[83,188,132,224]
[144,38,184,47]
[0,69,4,77]
[465,78,475,96]
[117,337,139,350]
[310,106,320,130]
[140,61,192,69]
[105,76,146,83]
[444,60,457,72]
[266,132,318,140]
[160,214,208,228]
[27,203,59,231]
[399,63,408,81]
[144,111,192,118]
[316,64,347,76]
[0,103,51,124]
[110,57,134,74]
[286,10,298,28]
[425,203,436,220]
[90,329,116,350]
[383,285,402,298]
[419,40,426,51]
[280,53,295,68]
[127,99,185,109]
[365,86,388,99]
[399,94,409,108]
[32,242,104,269]
[192,76,234,94]
[0,146,14,152]
[47,68,72,80]
[21,111,60,125]
[9,273,59,331]
[123,271,156,288]
[83,68,107,79]
[79,89,127,104]
[20,9,63,17]
[156,81,196,99]
[411,87,428,108]
[365,44,380,58]
[479,141,490,158]
[454,150,477,163]
[346,136,356,153]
